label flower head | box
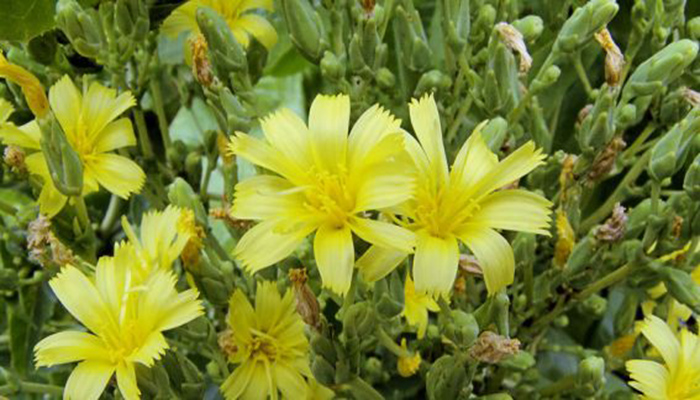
[161,0,277,50]
[397,338,421,377]
[221,281,315,399]
[0,75,145,217]
[229,94,415,295]
[402,275,439,338]
[359,94,551,296]
[626,315,700,400]
[34,244,203,400]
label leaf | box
[0,0,57,42]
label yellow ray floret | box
[402,274,439,338]
[626,315,700,400]
[357,94,552,297]
[228,94,416,295]
[34,247,204,400]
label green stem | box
[74,196,90,231]
[572,52,594,98]
[539,375,576,397]
[342,377,384,400]
[375,326,408,357]
[447,96,473,143]
[201,158,217,202]
[574,263,632,301]
[0,381,64,396]
[0,198,17,215]
[99,195,123,236]
[149,78,171,151]
[621,124,655,162]
[580,149,652,232]
[132,109,154,159]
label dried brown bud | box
[594,28,624,87]
[577,104,594,128]
[559,154,578,203]
[469,331,521,364]
[453,276,466,294]
[3,145,26,173]
[682,87,700,108]
[218,328,238,359]
[496,22,532,74]
[671,215,683,239]
[554,209,575,266]
[459,254,482,275]
[27,215,75,267]
[595,203,627,243]
[178,209,205,268]
[289,268,321,330]
[190,34,213,87]
[587,136,626,184]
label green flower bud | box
[426,355,468,400]
[483,43,520,112]
[343,302,376,338]
[320,51,345,81]
[512,16,543,42]
[376,67,395,89]
[576,357,605,396]
[167,177,208,225]
[481,117,508,152]
[613,288,639,335]
[577,86,617,152]
[185,151,203,189]
[553,0,618,54]
[565,237,596,277]
[311,356,336,386]
[579,294,607,317]
[38,117,83,197]
[688,17,700,41]
[530,65,560,93]
[196,7,248,80]
[615,103,637,129]
[498,350,535,371]
[414,70,452,97]
[649,109,700,181]
[373,271,404,319]
[441,310,479,347]
[280,0,327,61]
[470,4,496,44]
[310,332,337,365]
[441,0,470,52]
[115,0,149,44]
[200,277,230,305]
[395,5,432,72]
[481,394,513,400]
[56,0,103,59]
[683,153,700,201]
[660,267,700,314]
[218,88,251,132]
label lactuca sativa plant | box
[0,0,699,399]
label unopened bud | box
[480,117,508,152]
[39,117,83,197]
[289,268,321,330]
[496,23,532,74]
[512,15,543,42]
[684,153,700,200]
[469,331,520,364]
[56,0,102,60]
[320,51,344,81]
[414,70,452,96]
[649,109,700,181]
[280,0,327,61]
[579,294,607,317]
[553,0,619,54]
[196,7,248,81]
[168,178,208,226]
[190,35,214,87]
[3,145,26,173]
[426,355,468,400]
[595,203,627,242]
[441,310,479,347]
[661,267,700,314]
[576,356,605,395]
[376,67,395,89]
[554,209,575,266]
[343,302,375,338]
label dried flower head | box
[190,34,213,87]
[595,203,627,243]
[3,145,26,173]
[594,28,624,86]
[496,22,532,74]
[27,215,75,268]
[554,209,575,266]
[682,87,700,107]
[587,136,626,184]
[469,331,521,364]
[289,268,321,330]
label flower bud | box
[196,7,248,81]
[688,17,700,41]
[579,294,607,317]
[553,0,618,54]
[414,70,452,97]
[496,23,532,74]
[498,350,535,371]
[469,331,520,364]
[375,67,395,89]
[38,117,83,197]
[564,236,597,277]
[395,6,432,72]
[577,86,616,152]
[373,271,404,319]
[649,108,700,181]
[320,51,345,81]
[441,0,470,53]
[56,0,103,60]
[555,209,576,267]
[280,0,327,61]
[594,28,624,87]
[512,16,543,42]
[3,145,26,174]
[311,357,335,386]
[310,332,337,365]
[168,177,208,225]
[660,267,700,314]
[115,0,149,44]
[576,356,605,396]
[684,152,700,201]
[426,355,468,400]
[290,268,321,329]
[480,117,508,152]
[343,302,376,338]
[441,310,479,347]
[530,65,560,93]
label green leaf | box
[0,0,57,42]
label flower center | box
[303,168,355,227]
[413,186,481,237]
[248,330,278,362]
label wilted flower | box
[626,315,700,400]
[229,94,415,295]
[0,52,49,117]
[587,136,626,184]
[595,203,627,243]
[397,338,421,377]
[290,268,321,329]
[34,253,203,400]
[594,28,624,86]
[26,215,75,267]
[554,209,575,266]
[402,275,439,338]
[496,22,532,74]
[161,0,277,50]
[0,76,144,217]
[221,281,314,399]
[469,331,521,364]
[358,94,551,296]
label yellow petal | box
[231,27,251,47]
[357,245,408,283]
[347,104,401,170]
[236,14,278,49]
[82,82,136,140]
[94,118,137,153]
[48,75,82,140]
[449,128,498,191]
[230,175,306,220]
[139,271,203,333]
[34,331,109,367]
[24,152,68,217]
[235,219,316,273]
[0,52,49,117]
[353,160,414,212]
[127,331,168,366]
[240,0,273,12]
[456,225,514,295]
[625,360,669,399]
[86,153,145,198]
[229,132,310,185]
[274,362,308,399]
[260,108,313,173]
[0,120,41,149]
[314,223,354,295]
[49,265,112,334]
[64,360,115,400]
[227,290,257,343]
[116,362,140,400]
[641,315,680,370]
[412,230,459,296]
[308,94,350,173]
[403,276,435,339]
[470,190,552,235]
[408,93,448,187]
[240,363,271,399]
[472,141,545,197]
[160,2,199,38]
[349,217,415,252]
[222,362,256,400]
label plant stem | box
[343,376,384,400]
[132,109,154,159]
[0,381,64,396]
[539,375,576,397]
[99,195,123,236]
[572,51,594,98]
[574,263,632,301]
[74,196,90,231]
[149,78,171,151]
[375,326,408,357]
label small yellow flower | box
[0,75,145,217]
[34,247,204,400]
[402,275,439,339]
[121,205,194,280]
[626,315,700,400]
[0,52,49,117]
[397,339,421,377]
[161,0,277,50]
[221,281,313,399]
[358,94,551,296]
[229,94,415,295]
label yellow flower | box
[0,51,49,117]
[358,94,551,296]
[626,315,700,400]
[0,75,145,217]
[221,281,312,399]
[121,205,194,280]
[34,246,204,400]
[229,94,415,295]
[402,275,439,338]
[161,0,277,50]
[397,338,421,377]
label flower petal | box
[86,153,145,198]
[230,175,306,221]
[353,160,414,211]
[0,120,41,149]
[48,75,82,140]
[408,94,448,187]
[82,82,136,140]
[274,362,308,399]
[116,362,140,400]
[357,245,408,283]
[347,104,402,170]
[449,129,498,191]
[160,2,199,38]
[34,331,109,367]
[472,141,545,197]
[240,0,273,12]
[456,225,515,295]
[222,362,256,399]
[349,217,415,252]
[64,360,115,400]
[49,265,112,334]
[625,360,669,399]
[308,94,350,173]
[470,190,552,235]
[127,331,168,367]
[234,219,315,273]
[94,118,136,153]
[227,290,257,343]
[314,223,354,295]
[236,14,278,49]
[641,315,680,370]
[260,108,312,173]
[412,230,459,296]
[229,132,310,185]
